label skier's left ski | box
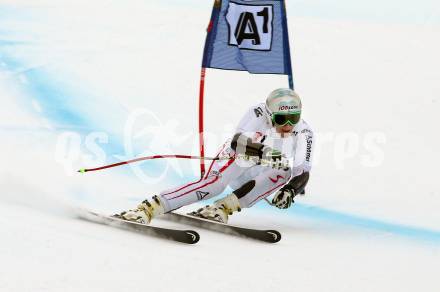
[163,212,281,243]
[77,209,200,244]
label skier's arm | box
[291,124,314,177]
[272,123,314,209]
[230,105,280,160]
[230,133,263,156]
[231,133,282,161]
[281,171,309,195]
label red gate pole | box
[198,67,207,178]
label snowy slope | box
[1,1,439,291]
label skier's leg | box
[159,157,246,212]
[116,157,249,223]
[192,166,291,223]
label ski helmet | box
[265,88,302,126]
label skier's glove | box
[272,187,295,209]
[272,172,310,208]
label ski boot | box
[114,195,165,224]
[190,193,241,224]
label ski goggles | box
[272,112,301,126]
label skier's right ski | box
[163,212,281,243]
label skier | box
[116,88,314,224]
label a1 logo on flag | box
[226,2,274,51]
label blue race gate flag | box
[202,0,293,77]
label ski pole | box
[264,197,276,206]
[78,153,290,174]
[78,155,226,173]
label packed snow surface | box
[0,1,439,291]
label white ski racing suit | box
[158,103,314,212]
